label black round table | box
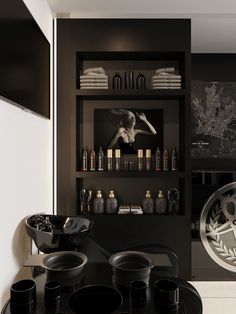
[1,263,202,314]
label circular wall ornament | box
[200,182,236,272]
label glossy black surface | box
[69,285,123,314]
[0,0,50,118]
[25,214,93,253]
[2,264,202,314]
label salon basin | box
[25,214,93,253]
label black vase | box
[112,72,122,89]
[136,72,146,89]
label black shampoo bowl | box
[25,214,93,253]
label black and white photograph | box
[191,82,236,157]
[94,108,163,154]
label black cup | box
[10,279,36,313]
[153,279,179,309]
[44,280,61,308]
[130,280,148,306]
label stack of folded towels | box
[152,67,181,89]
[80,67,108,89]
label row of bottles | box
[138,147,178,171]
[142,188,180,214]
[80,189,118,214]
[80,188,180,215]
[81,147,178,172]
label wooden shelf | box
[76,171,186,178]
[76,89,186,100]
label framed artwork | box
[94,108,163,154]
[191,82,236,158]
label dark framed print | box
[191,82,236,158]
[94,108,163,154]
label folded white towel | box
[153,74,181,79]
[153,86,181,89]
[80,74,108,79]
[84,67,106,75]
[80,86,109,89]
[155,67,175,74]
[152,79,181,83]
[153,84,181,87]
[80,83,108,87]
[80,79,108,84]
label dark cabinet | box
[57,19,191,279]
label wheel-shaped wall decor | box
[200,182,236,272]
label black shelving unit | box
[57,19,191,279]
[75,89,186,100]
[76,171,186,178]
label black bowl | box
[25,214,93,253]
[69,285,123,314]
[42,251,87,287]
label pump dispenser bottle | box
[93,191,105,214]
[142,191,154,214]
[155,190,167,214]
[106,191,118,214]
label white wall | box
[0,0,53,308]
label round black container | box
[130,280,148,306]
[44,280,61,308]
[69,285,123,314]
[154,279,179,309]
[42,251,87,287]
[10,279,36,314]
[109,251,152,287]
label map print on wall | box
[191,82,236,158]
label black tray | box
[1,263,202,314]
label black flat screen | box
[0,0,50,118]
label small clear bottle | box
[145,149,152,171]
[89,146,96,171]
[107,149,113,171]
[115,149,121,171]
[137,149,144,171]
[97,147,104,171]
[163,149,169,171]
[142,191,154,214]
[81,147,88,171]
[155,190,167,214]
[155,147,161,171]
[93,191,105,214]
[106,191,118,214]
[171,148,178,171]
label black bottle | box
[106,191,118,214]
[137,149,144,171]
[93,191,105,214]
[171,148,178,171]
[81,147,88,171]
[97,147,104,171]
[142,191,154,214]
[115,149,121,171]
[155,190,167,214]
[145,149,152,171]
[155,147,161,171]
[163,149,169,171]
[89,146,96,171]
[112,72,122,89]
[136,72,146,89]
